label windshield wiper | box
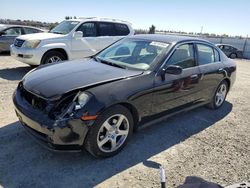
[50,31,63,34]
[95,57,127,69]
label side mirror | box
[164,65,183,75]
[73,31,83,39]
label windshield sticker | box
[150,41,169,48]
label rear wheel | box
[207,80,228,109]
[84,105,133,158]
[230,53,237,59]
[41,51,66,64]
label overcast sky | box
[1,0,249,36]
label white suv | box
[10,17,134,65]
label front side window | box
[3,27,22,36]
[96,39,169,70]
[166,44,195,69]
[98,22,115,36]
[76,22,96,37]
[50,21,79,35]
[197,44,219,65]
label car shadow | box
[0,66,33,81]
[0,102,233,187]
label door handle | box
[218,68,224,73]
[190,74,198,80]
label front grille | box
[14,39,25,48]
[20,86,47,111]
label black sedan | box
[13,34,236,157]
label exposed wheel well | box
[224,78,231,90]
[41,48,68,64]
[118,103,140,131]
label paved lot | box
[0,54,249,188]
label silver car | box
[0,24,44,53]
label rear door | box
[195,43,225,101]
[96,22,120,50]
[152,43,203,115]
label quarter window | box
[98,22,115,36]
[76,22,97,37]
[166,44,195,69]
[214,49,220,62]
[197,44,220,65]
[114,23,129,36]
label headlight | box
[75,92,90,110]
[22,40,41,48]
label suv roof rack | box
[78,17,131,25]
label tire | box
[84,105,134,158]
[41,51,66,65]
[207,80,228,109]
[230,53,237,59]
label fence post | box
[243,36,248,59]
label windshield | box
[50,21,79,35]
[96,39,169,70]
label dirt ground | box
[0,54,249,188]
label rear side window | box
[197,44,220,65]
[76,22,97,37]
[166,43,195,69]
[114,23,129,36]
[98,22,115,36]
[23,27,41,34]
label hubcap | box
[215,83,227,107]
[97,114,129,153]
[48,56,62,63]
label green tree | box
[148,25,156,34]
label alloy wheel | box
[97,114,129,153]
[47,56,62,63]
[215,83,227,107]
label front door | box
[71,22,99,59]
[0,27,22,51]
[152,43,202,115]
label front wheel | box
[207,80,228,109]
[41,51,66,64]
[84,105,134,158]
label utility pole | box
[200,26,203,35]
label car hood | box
[17,32,63,40]
[22,59,143,99]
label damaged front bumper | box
[13,88,90,152]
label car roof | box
[67,17,132,25]
[0,24,43,31]
[129,34,210,44]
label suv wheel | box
[84,105,134,158]
[41,51,66,64]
